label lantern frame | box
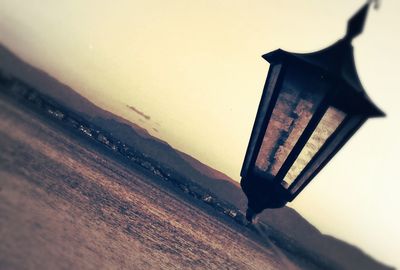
[240,3,385,208]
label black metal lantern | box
[240,2,385,221]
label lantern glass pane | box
[282,106,346,188]
[289,115,362,194]
[241,64,282,177]
[255,86,325,176]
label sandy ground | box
[0,96,299,269]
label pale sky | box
[0,0,399,267]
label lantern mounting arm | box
[344,0,379,43]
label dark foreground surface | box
[0,96,300,269]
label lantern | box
[240,3,385,222]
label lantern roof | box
[262,3,385,117]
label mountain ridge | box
[176,150,240,185]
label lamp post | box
[240,2,385,222]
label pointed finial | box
[345,0,379,42]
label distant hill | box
[177,150,238,184]
[0,43,393,270]
[0,44,151,139]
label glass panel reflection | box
[282,107,346,187]
[242,64,282,176]
[255,87,325,176]
[290,115,362,195]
